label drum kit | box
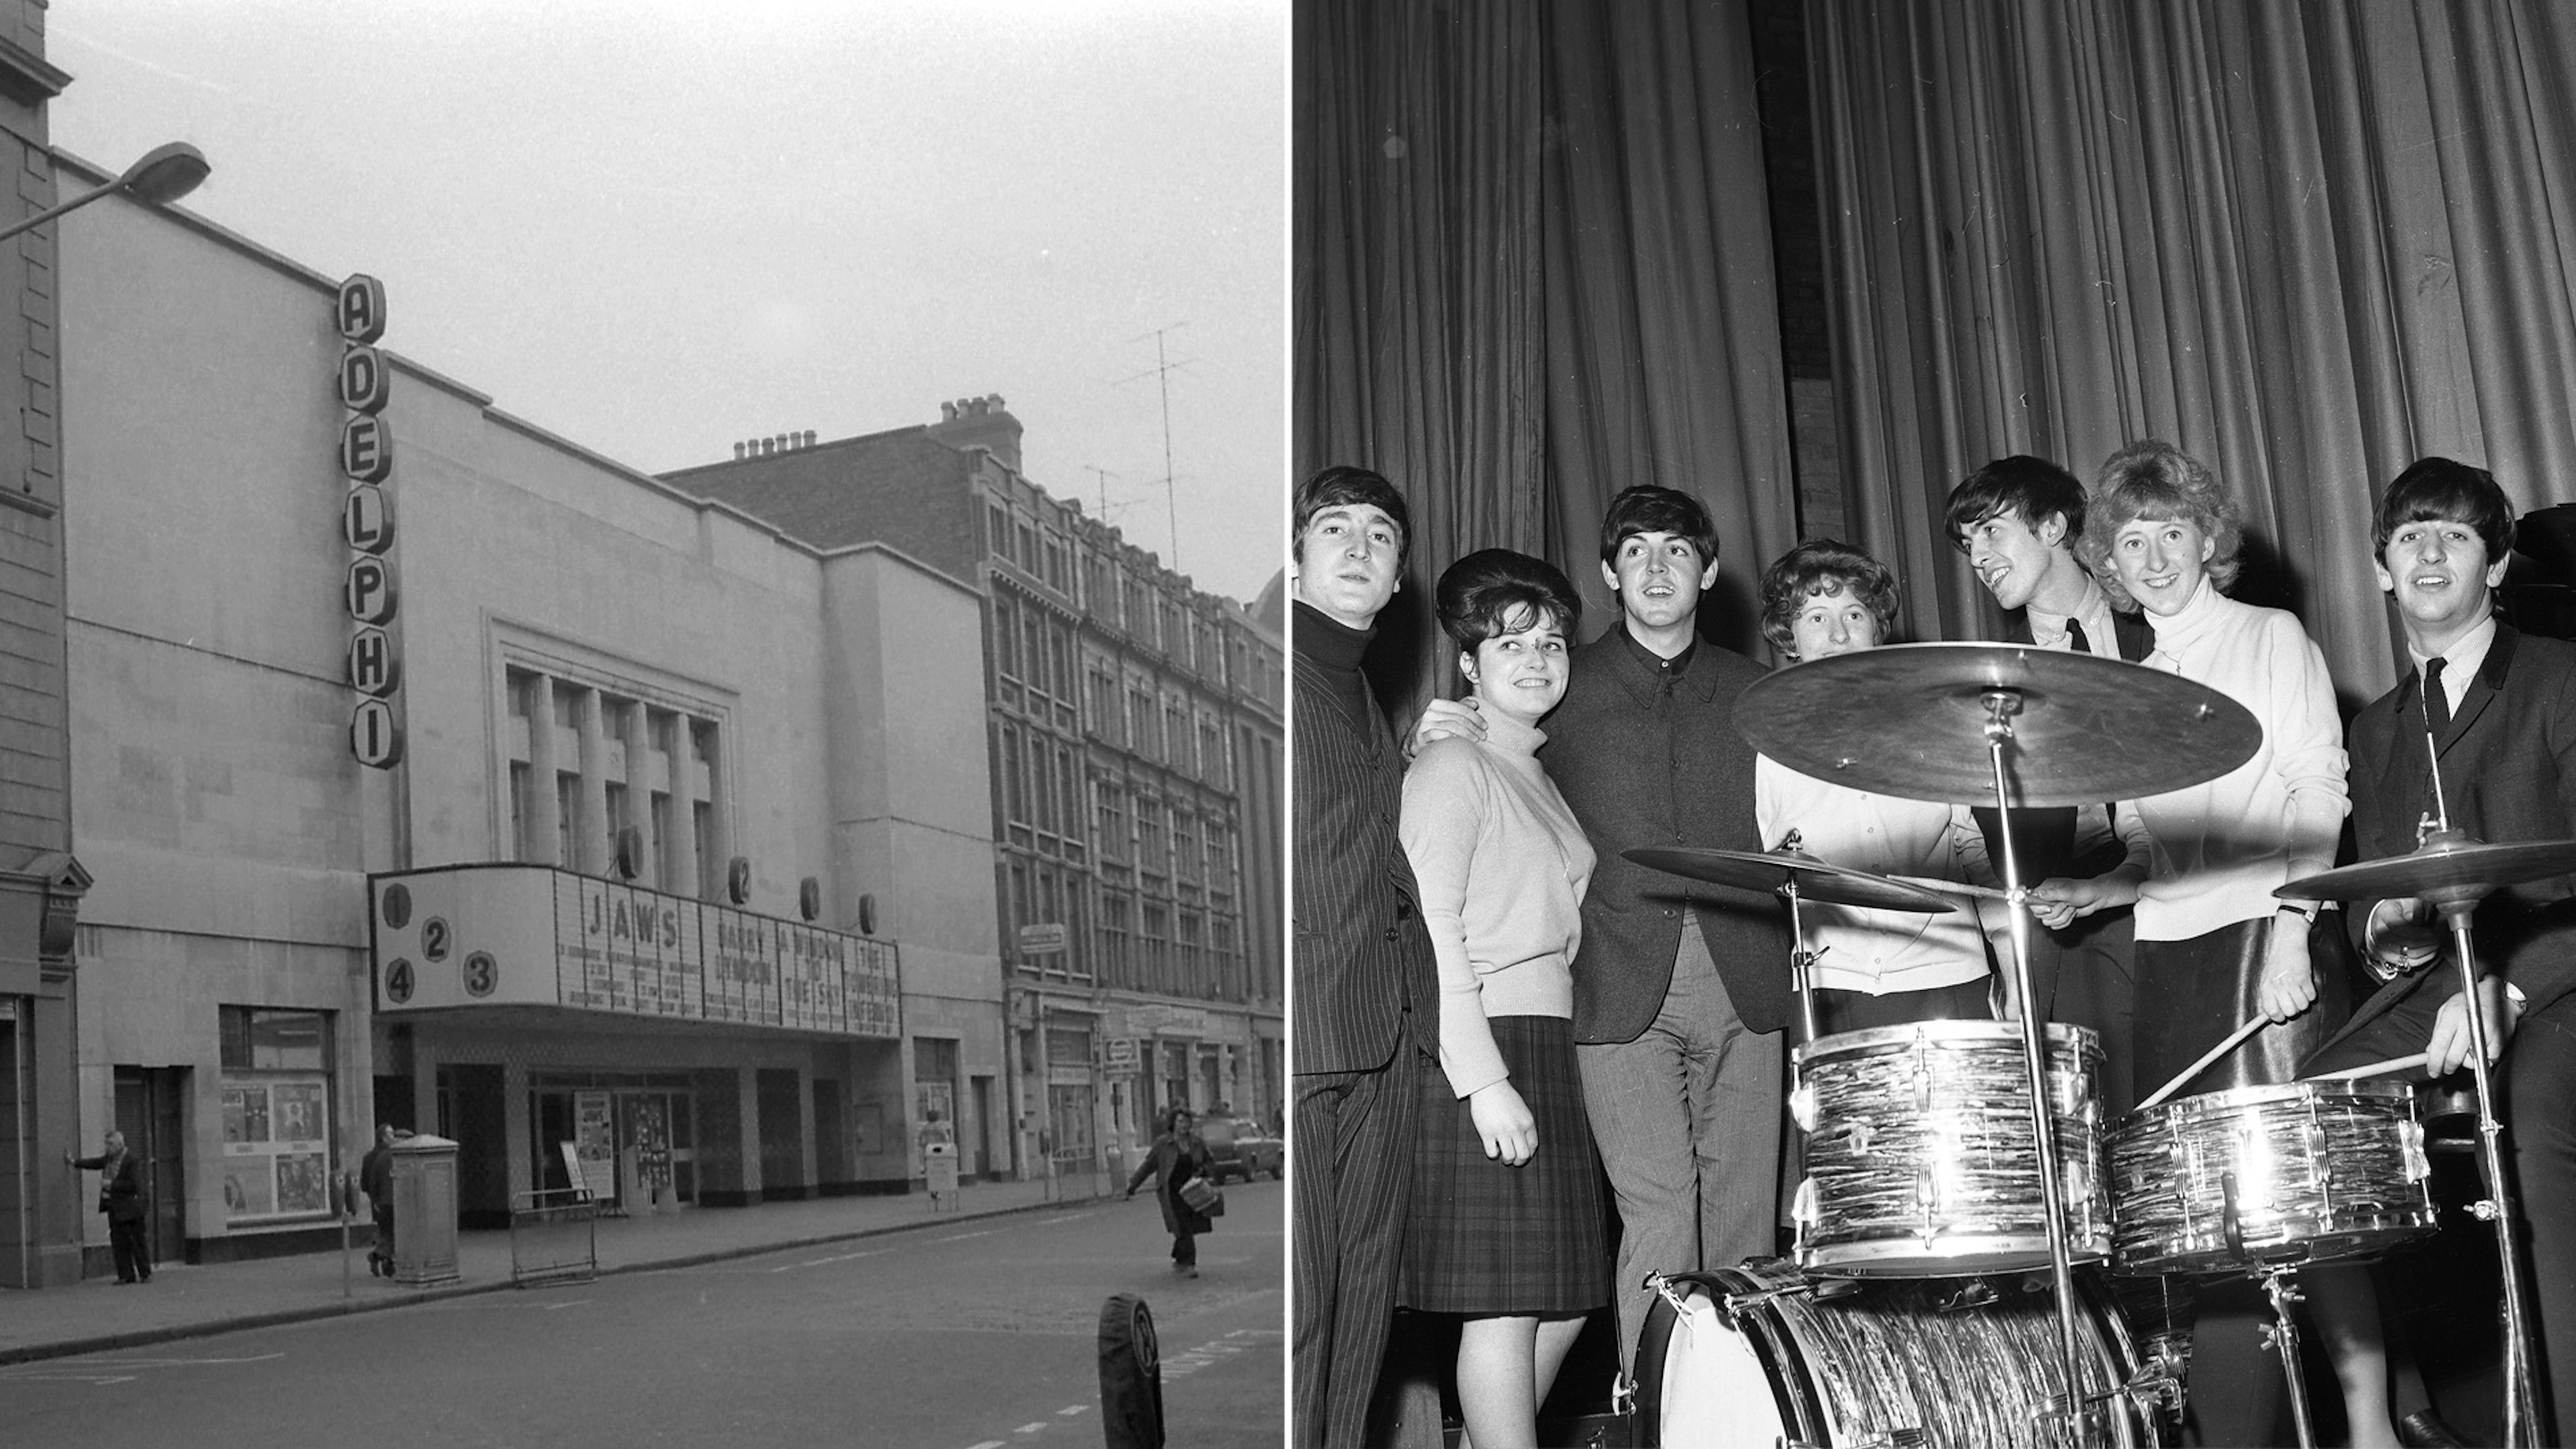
[1618,643,2554,1448]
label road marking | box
[933,1230,995,1242]
[964,1442,1007,1449]
[1056,1405,1089,1417]
[0,1371,139,1384]
[539,1298,590,1310]
[1013,1424,1049,1434]
[772,1247,892,1272]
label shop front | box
[370,863,910,1221]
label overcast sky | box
[50,1,1287,606]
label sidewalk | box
[0,1170,1122,1365]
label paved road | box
[5,1179,1283,1449]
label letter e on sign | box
[338,344,389,414]
[341,415,392,482]
[350,696,404,768]
[346,556,396,625]
[336,274,386,344]
[343,485,394,554]
[347,628,400,697]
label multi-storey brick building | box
[666,398,1283,1176]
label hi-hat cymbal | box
[1737,643,2262,808]
[1624,846,1960,914]
[2277,836,2576,902]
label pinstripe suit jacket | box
[1541,631,1792,1042]
[2314,623,2576,1059]
[1291,608,1438,1075]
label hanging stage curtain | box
[1295,0,1797,717]
[1811,0,2576,700]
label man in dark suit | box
[1289,465,1438,1449]
[2301,457,2576,1447]
[1943,456,2154,1113]
[67,1129,150,1283]
[1428,484,1792,1373]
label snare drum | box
[1635,1258,2148,1448]
[2107,1079,2437,1275]
[1793,1020,2110,1276]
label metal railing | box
[508,1187,599,1287]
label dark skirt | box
[1403,1014,1611,1316]
[2135,912,2352,1100]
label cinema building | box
[40,158,1006,1271]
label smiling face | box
[1291,502,1404,629]
[2377,513,2506,651]
[1784,580,1882,661]
[1961,508,2071,613]
[2108,513,2214,617]
[1601,531,1718,638]
[1464,606,1571,727]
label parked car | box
[1197,1114,1285,1184]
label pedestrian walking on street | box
[1124,1106,1216,1278]
[65,1130,151,1284]
[360,1123,400,1277]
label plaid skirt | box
[1402,1014,1611,1316]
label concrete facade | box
[44,152,1003,1273]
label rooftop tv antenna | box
[1122,323,1191,574]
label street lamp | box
[0,142,211,245]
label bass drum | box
[1634,1258,2150,1449]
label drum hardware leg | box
[1607,1369,1633,1420]
[2255,1267,2321,1449]
[2219,1170,2247,1263]
[2425,888,2544,1447]
[1982,703,2094,1431]
[1785,876,1823,1051]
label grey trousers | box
[1576,918,1784,1372]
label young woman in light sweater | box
[1397,548,1607,1449]
[2043,440,2352,1087]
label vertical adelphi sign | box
[338,275,402,767]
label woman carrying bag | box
[1125,1105,1218,1278]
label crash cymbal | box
[1737,643,2262,808]
[1623,846,1960,914]
[2276,836,2576,902]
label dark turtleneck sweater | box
[1293,600,1377,727]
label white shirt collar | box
[2029,575,2116,651]
[2407,610,2500,710]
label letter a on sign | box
[336,274,386,344]
[346,556,396,625]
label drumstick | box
[1883,873,2013,903]
[2137,1015,2274,1112]
[2303,1052,2432,1082]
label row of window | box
[503,666,731,898]
[1006,851,1264,1003]
[981,488,1277,702]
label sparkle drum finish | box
[2106,1079,2437,1275]
[1792,1020,2110,1277]
[1635,1258,2148,1449]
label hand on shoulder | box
[1407,697,1485,760]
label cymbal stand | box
[1980,688,2098,1446]
[2253,1267,2320,1449]
[2414,729,2544,1446]
[1776,830,1824,1051]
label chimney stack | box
[926,392,1023,474]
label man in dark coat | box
[1289,465,1438,1449]
[360,1123,399,1277]
[2301,457,2576,1447]
[1943,455,2155,1113]
[66,1129,150,1284]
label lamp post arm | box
[0,175,132,246]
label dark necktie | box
[2425,657,2451,739]
[2064,618,2092,655]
